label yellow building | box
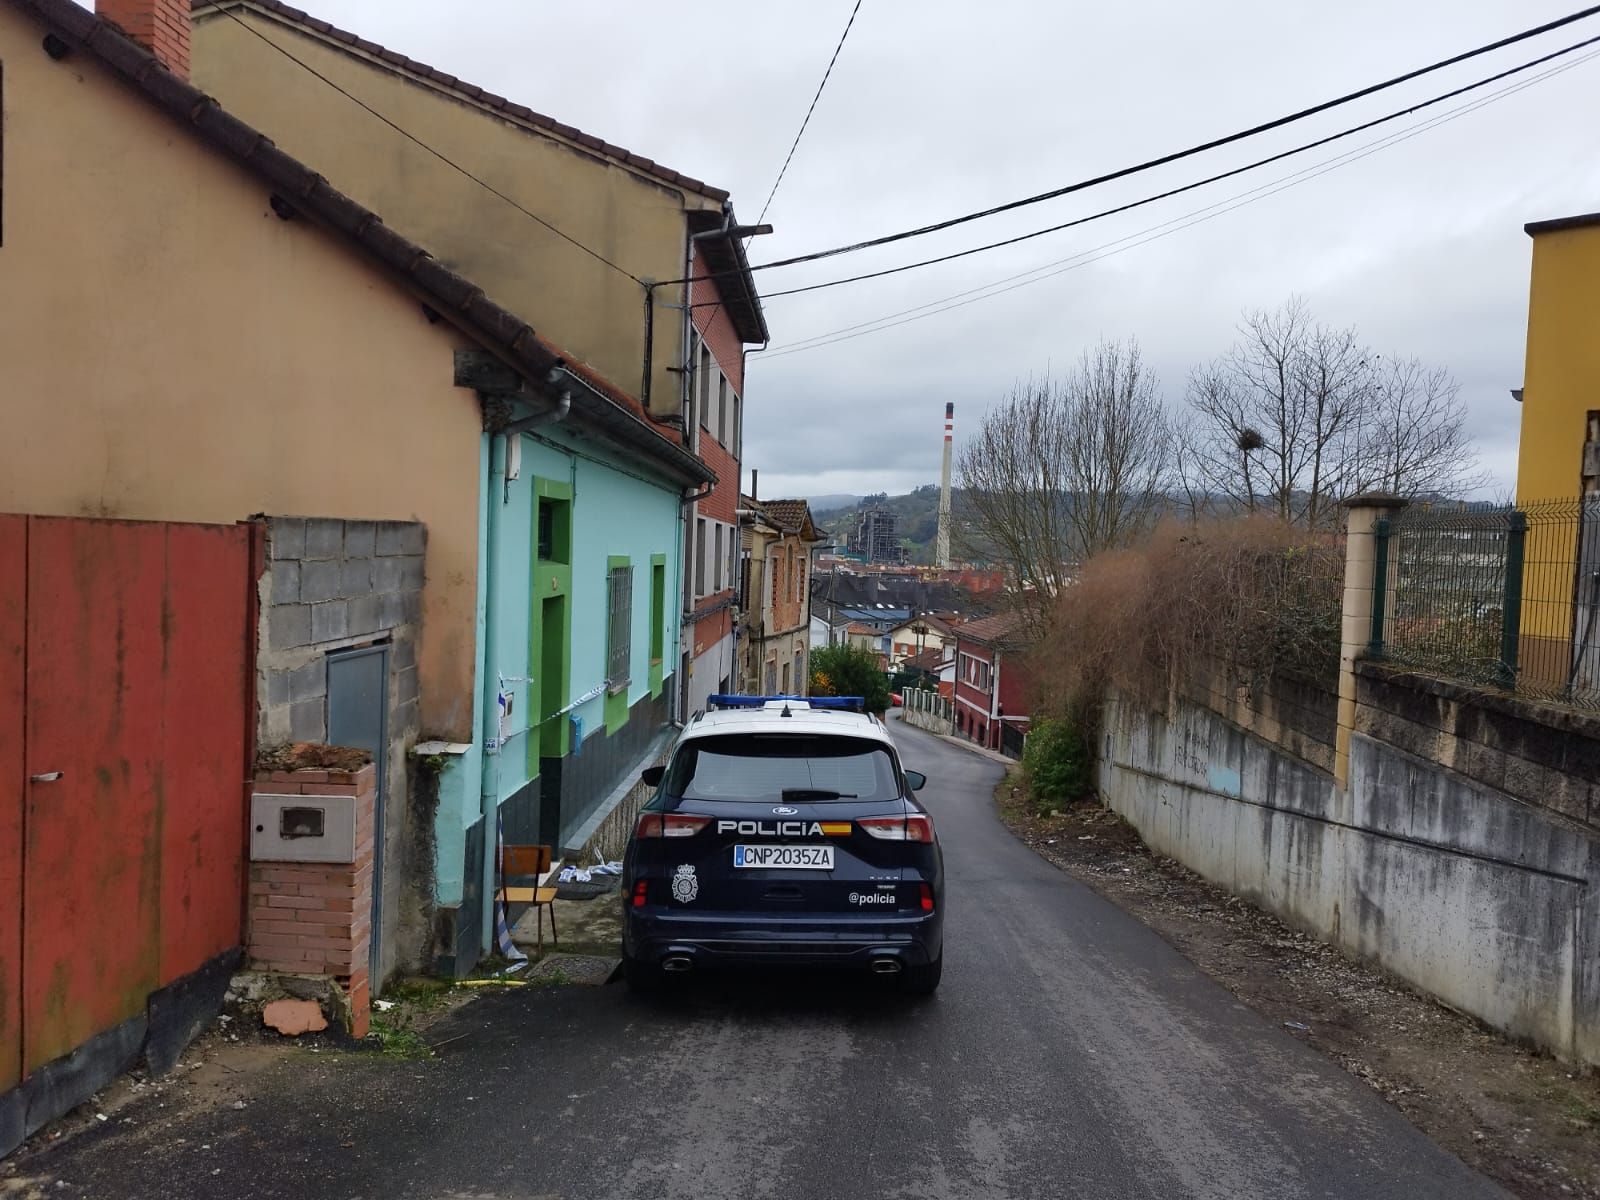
[737,498,821,696]
[1514,212,1600,684]
[1517,212,1600,504]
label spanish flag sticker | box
[819,822,853,837]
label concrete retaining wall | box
[1100,682,1600,1062]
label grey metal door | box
[327,645,389,980]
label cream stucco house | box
[0,0,713,990]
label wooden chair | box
[497,844,559,954]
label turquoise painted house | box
[174,0,763,976]
[428,356,710,973]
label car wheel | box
[622,952,665,994]
[901,954,942,996]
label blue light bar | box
[708,694,866,713]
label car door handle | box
[29,771,63,783]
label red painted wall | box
[690,249,747,396]
[2,516,252,1083]
[997,651,1032,724]
[953,638,995,742]
[686,247,745,676]
[953,638,1031,749]
[0,517,23,1091]
[697,437,739,524]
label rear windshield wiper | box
[781,788,857,801]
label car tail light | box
[858,814,935,843]
[634,812,711,839]
[631,880,649,908]
[919,883,935,912]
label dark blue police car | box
[621,696,944,994]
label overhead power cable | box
[755,46,1600,362]
[755,0,864,226]
[666,2,1600,287]
[721,28,1600,305]
[213,5,646,287]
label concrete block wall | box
[1354,661,1600,829]
[246,764,376,1039]
[259,517,424,746]
[1183,659,1338,775]
[256,516,426,987]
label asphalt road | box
[22,715,1504,1200]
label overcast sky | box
[192,1,1600,500]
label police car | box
[621,695,944,994]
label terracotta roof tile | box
[957,611,1029,648]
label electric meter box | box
[250,793,358,863]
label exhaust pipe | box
[869,958,903,976]
[661,954,694,974]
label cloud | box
[193,0,1600,499]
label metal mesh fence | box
[1375,499,1600,708]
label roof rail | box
[708,694,866,713]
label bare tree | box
[1359,356,1487,498]
[957,376,1074,607]
[1185,298,1374,526]
[1062,338,1170,553]
[958,337,1169,622]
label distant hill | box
[805,493,859,513]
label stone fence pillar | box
[1337,494,1408,788]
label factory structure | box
[833,401,957,568]
[845,506,904,564]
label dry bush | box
[1034,516,1343,715]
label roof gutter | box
[505,367,573,434]
[564,368,713,487]
[689,205,770,345]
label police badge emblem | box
[670,864,699,904]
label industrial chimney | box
[936,402,954,569]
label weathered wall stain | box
[1101,680,1600,1063]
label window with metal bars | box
[607,564,633,692]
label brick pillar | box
[1337,494,1408,789]
[246,764,376,1039]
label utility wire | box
[666,2,1600,287]
[213,5,646,287]
[756,47,1600,361]
[756,0,863,227]
[743,28,1600,303]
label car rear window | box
[663,733,902,803]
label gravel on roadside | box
[995,770,1600,1200]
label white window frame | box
[699,344,711,431]
[695,517,707,599]
[714,524,724,597]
